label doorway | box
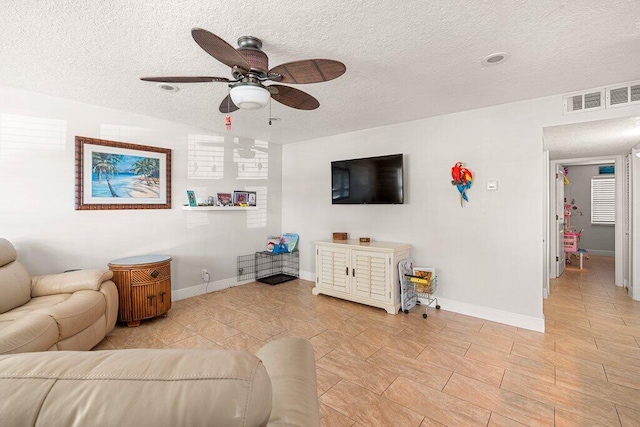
[548,156,625,287]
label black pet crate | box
[255,251,299,285]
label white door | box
[556,165,566,277]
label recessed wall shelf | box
[182,206,258,211]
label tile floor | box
[95,255,640,426]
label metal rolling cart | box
[399,264,440,318]
[398,259,418,314]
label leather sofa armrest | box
[31,269,114,297]
[256,337,320,427]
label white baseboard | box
[299,270,315,282]
[173,273,545,332]
[172,277,254,301]
[419,296,545,332]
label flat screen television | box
[331,154,404,204]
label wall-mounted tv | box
[331,154,404,204]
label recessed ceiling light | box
[157,83,179,92]
[482,52,510,66]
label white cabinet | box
[313,240,411,314]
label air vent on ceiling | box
[606,80,640,108]
[563,90,604,114]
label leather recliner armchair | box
[0,238,118,354]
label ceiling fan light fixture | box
[230,84,271,110]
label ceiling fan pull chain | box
[225,88,232,131]
[269,98,272,125]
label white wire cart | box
[398,260,440,318]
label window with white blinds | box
[591,176,615,225]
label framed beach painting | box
[75,136,172,210]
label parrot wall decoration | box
[451,162,473,207]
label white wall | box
[282,94,640,331]
[0,85,282,298]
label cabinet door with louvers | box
[317,246,350,294]
[351,250,390,302]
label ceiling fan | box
[141,28,346,113]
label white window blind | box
[591,176,615,225]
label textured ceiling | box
[1,1,640,144]
[545,116,640,160]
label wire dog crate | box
[237,254,256,281]
[255,251,299,285]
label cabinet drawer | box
[130,264,170,284]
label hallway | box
[545,255,640,425]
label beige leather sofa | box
[0,337,320,426]
[0,238,118,354]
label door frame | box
[543,150,549,298]
[632,148,639,300]
[548,155,625,287]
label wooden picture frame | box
[247,191,257,206]
[216,193,232,206]
[233,191,249,206]
[186,190,197,207]
[75,136,171,210]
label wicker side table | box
[108,254,172,327]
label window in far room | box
[591,175,615,225]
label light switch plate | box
[486,181,498,191]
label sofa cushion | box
[3,291,105,340]
[56,315,107,351]
[0,349,273,426]
[32,291,106,339]
[0,314,58,355]
[0,260,31,315]
[1,294,71,319]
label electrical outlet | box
[201,269,209,282]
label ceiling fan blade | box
[219,95,239,113]
[269,85,319,110]
[191,28,251,72]
[140,76,230,83]
[269,59,346,84]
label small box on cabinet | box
[333,232,348,241]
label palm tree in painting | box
[132,158,151,185]
[147,158,160,184]
[132,158,160,185]
[93,153,123,197]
